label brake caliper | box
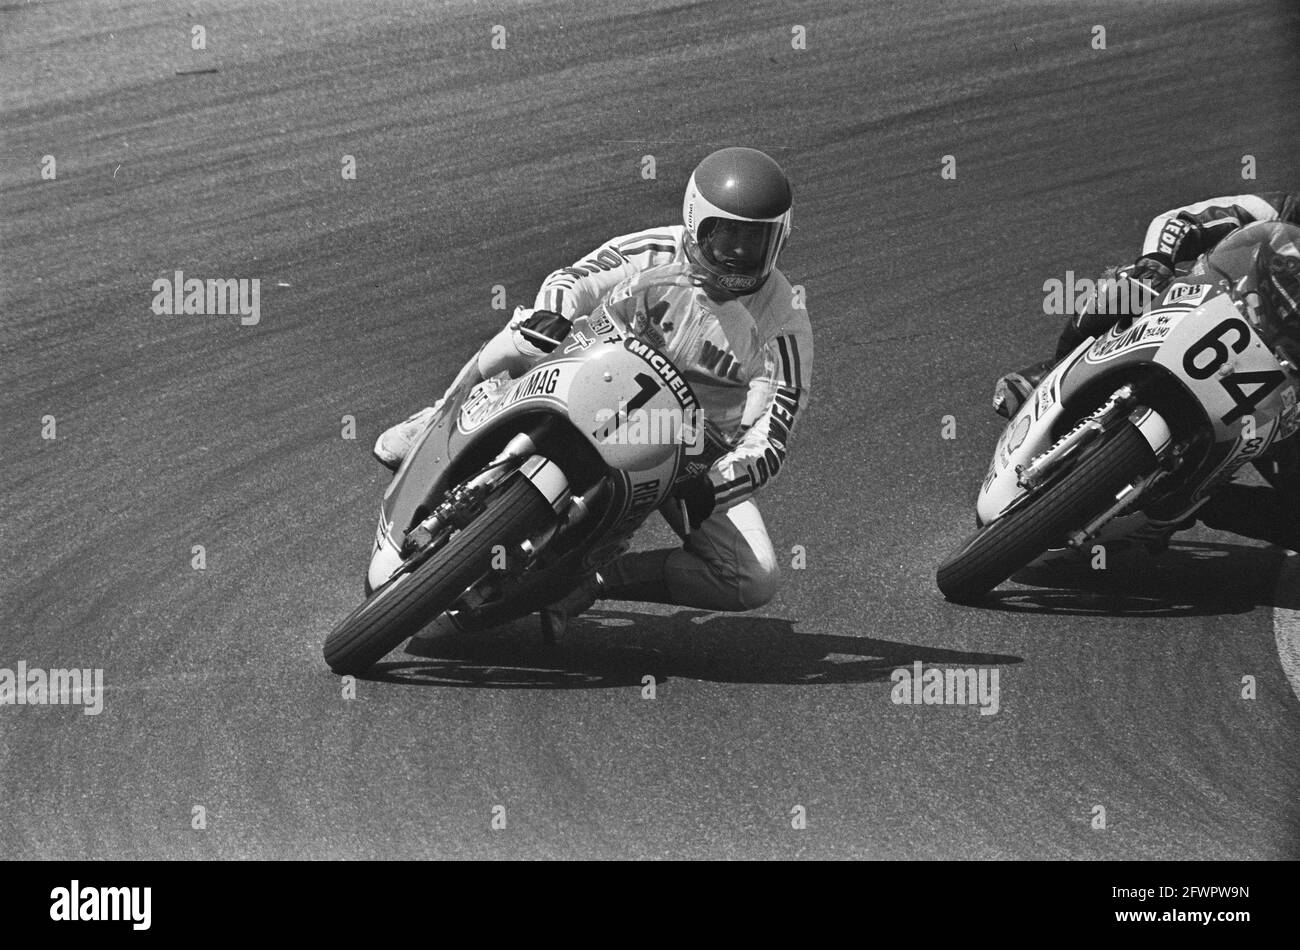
[403,482,488,555]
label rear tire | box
[324,474,555,674]
[936,420,1158,602]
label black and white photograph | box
[2,0,1296,913]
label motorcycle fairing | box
[1055,279,1228,403]
[369,314,706,588]
[976,287,1293,525]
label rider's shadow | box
[373,609,1022,690]
[985,483,1300,616]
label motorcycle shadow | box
[988,541,1287,617]
[987,483,1300,616]
[371,608,1022,690]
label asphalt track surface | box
[3,0,1298,860]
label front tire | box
[324,473,555,674]
[936,420,1158,602]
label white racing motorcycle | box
[324,300,728,674]
[937,223,1300,601]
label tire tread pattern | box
[937,421,1157,601]
[324,475,554,673]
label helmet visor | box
[698,218,783,278]
[1210,221,1300,366]
[1263,238,1300,316]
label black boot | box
[992,358,1055,419]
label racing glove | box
[1118,252,1175,296]
[480,307,573,378]
[514,308,572,355]
[673,473,716,529]
[1091,253,1174,319]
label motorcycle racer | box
[993,192,1300,419]
[993,212,1300,552]
[373,147,813,642]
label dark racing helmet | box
[682,147,793,295]
[1206,220,1300,369]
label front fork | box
[1014,384,1184,549]
[401,424,610,609]
[1017,385,1140,491]
[403,429,568,552]
[456,478,610,613]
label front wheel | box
[936,420,1158,602]
[324,473,556,674]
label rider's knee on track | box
[730,551,779,611]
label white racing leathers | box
[534,226,813,509]
[487,226,815,609]
[1140,192,1298,262]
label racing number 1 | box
[592,373,661,441]
[1182,317,1286,424]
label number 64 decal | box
[1182,317,1286,424]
